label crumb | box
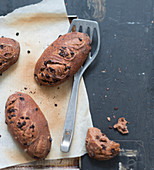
[118,67,121,72]
[114,107,118,110]
[101,69,106,73]
[57,87,60,89]
[105,95,107,98]
[107,117,111,122]
[114,117,129,134]
[16,32,19,36]
[113,115,116,119]
[109,126,112,129]
[106,88,110,91]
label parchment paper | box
[0,0,93,168]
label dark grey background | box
[0,0,153,169]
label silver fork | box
[60,19,100,152]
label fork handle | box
[60,74,81,152]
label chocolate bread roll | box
[5,92,51,159]
[34,32,91,86]
[0,37,20,74]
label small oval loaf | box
[5,92,51,159]
[34,32,91,86]
[0,37,20,74]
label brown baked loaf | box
[85,127,120,160]
[34,32,91,86]
[0,37,20,74]
[5,92,51,159]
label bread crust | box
[34,32,91,86]
[0,37,20,74]
[5,92,51,159]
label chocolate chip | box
[4,53,7,56]
[17,122,21,128]
[0,45,3,49]
[46,74,50,79]
[58,35,62,38]
[18,93,22,96]
[49,67,55,72]
[20,116,24,119]
[11,114,16,117]
[34,74,37,78]
[25,117,29,119]
[40,68,44,71]
[96,135,100,140]
[70,51,74,56]
[79,38,82,41]
[10,121,14,124]
[111,148,115,154]
[41,73,44,77]
[0,63,2,66]
[51,44,53,47]
[8,116,11,119]
[59,52,64,57]
[27,50,30,54]
[7,108,15,113]
[22,121,26,126]
[49,137,52,142]
[0,73,2,76]
[5,120,8,124]
[0,135,1,137]
[19,97,25,101]
[16,32,19,36]
[24,87,27,90]
[101,145,106,150]
[67,66,71,69]
[24,143,27,146]
[33,156,39,159]
[35,108,38,111]
[54,104,57,107]
[44,61,48,66]
[62,46,66,49]
[30,125,35,129]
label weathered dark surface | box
[0,0,153,169]
[65,0,154,169]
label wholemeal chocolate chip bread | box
[0,37,20,74]
[86,127,120,160]
[34,32,91,86]
[5,92,51,159]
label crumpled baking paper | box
[0,0,93,168]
